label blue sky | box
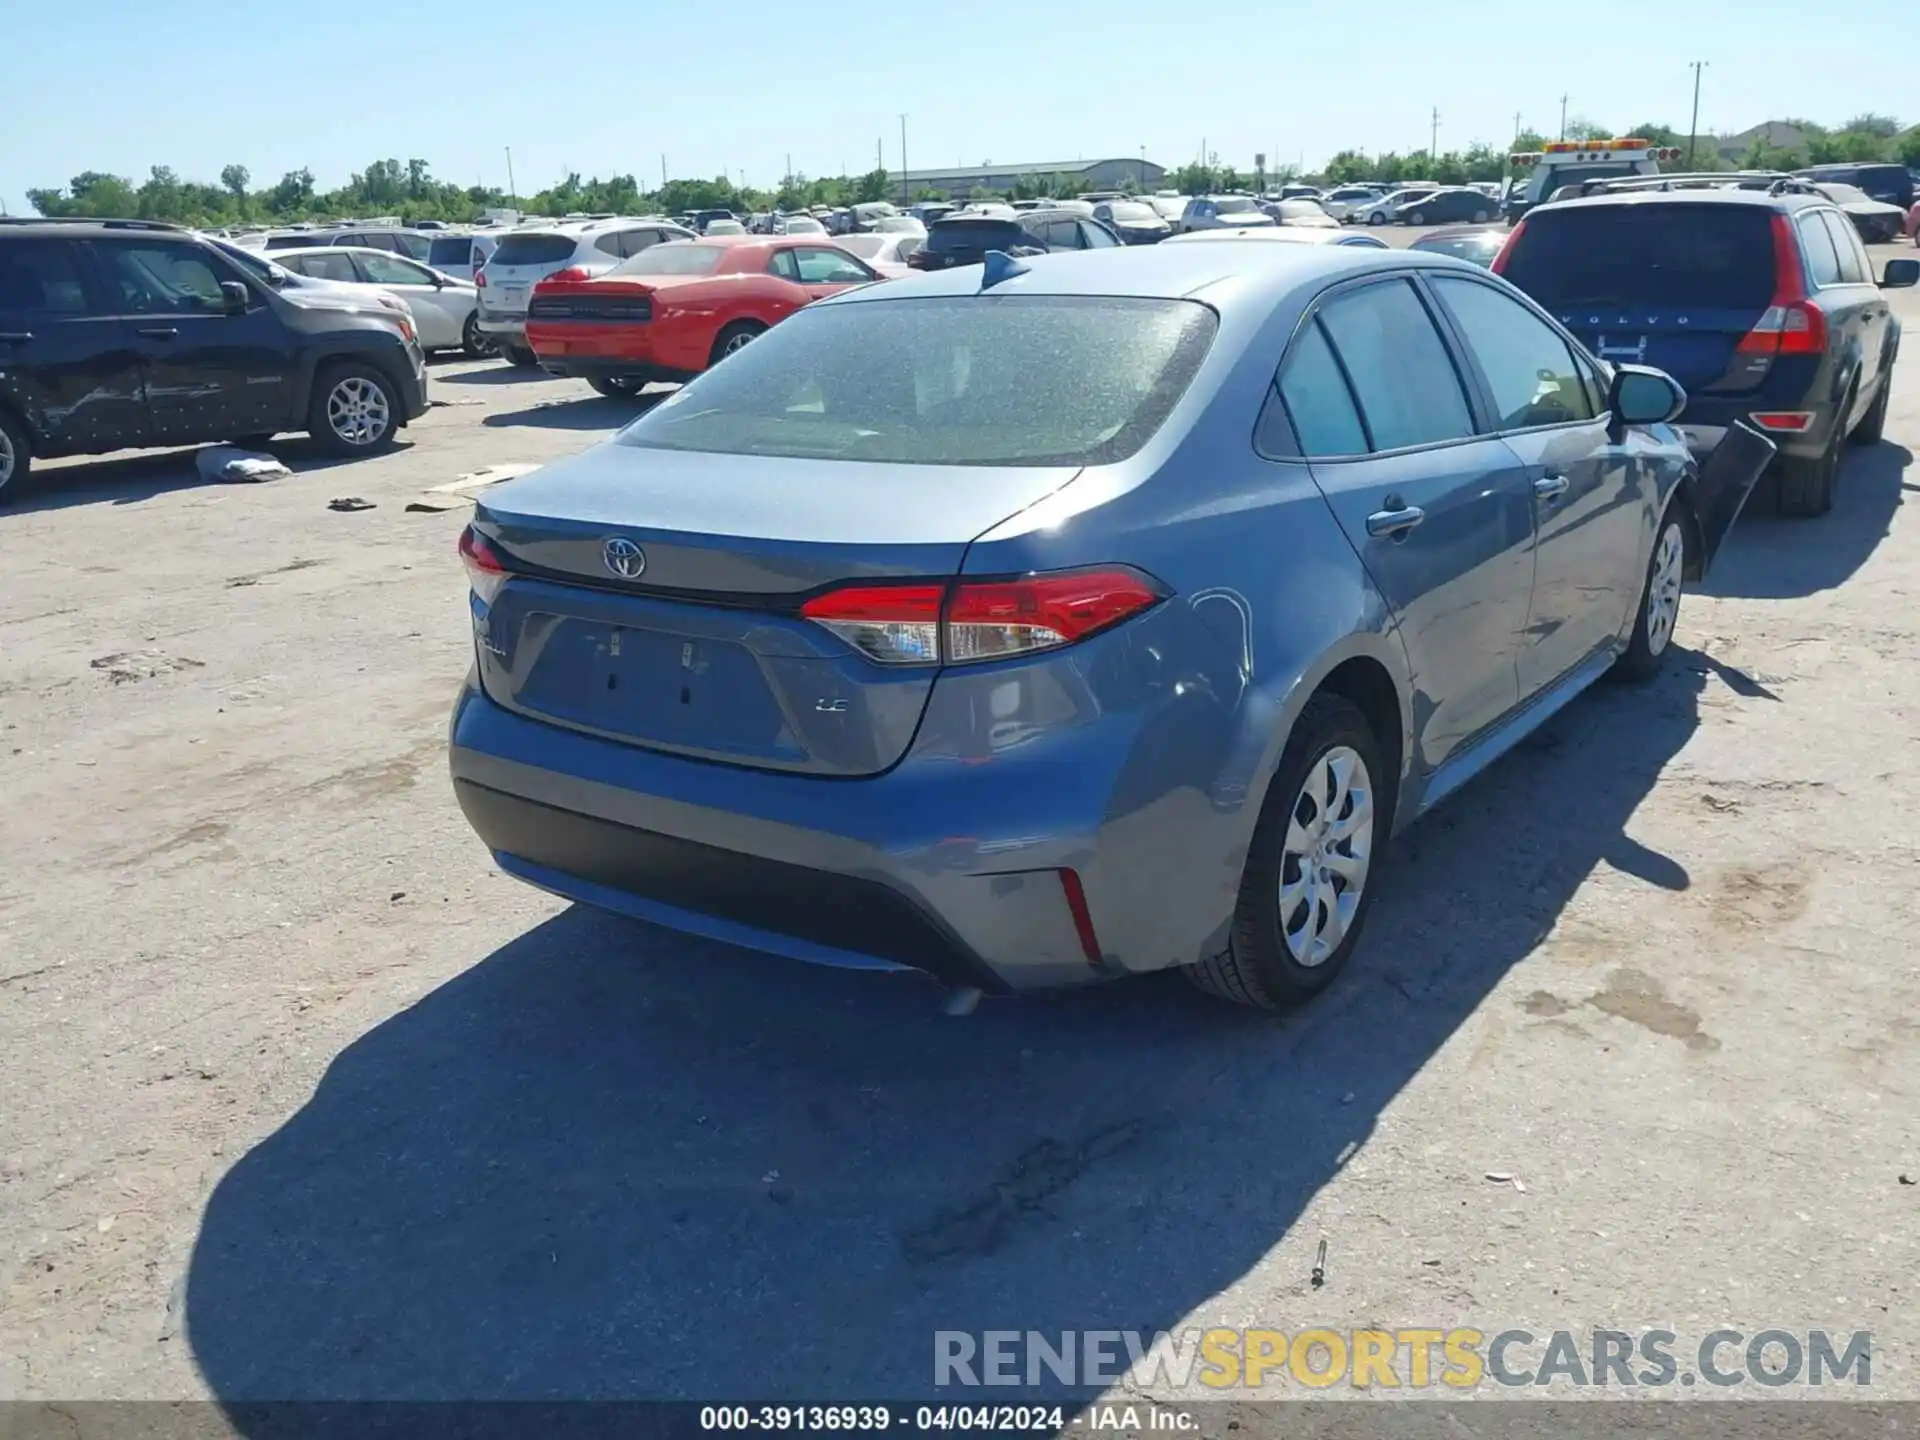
[0,0,1907,216]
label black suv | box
[0,219,428,503]
[907,209,1121,270]
[1495,188,1918,516]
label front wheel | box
[1613,511,1686,682]
[587,375,647,399]
[1185,694,1386,1009]
[308,362,400,457]
[1471,209,1490,223]
[0,407,32,507]
[462,313,496,359]
[1366,211,1386,226]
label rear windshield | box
[428,236,472,268]
[1105,202,1158,222]
[1413,232,1503,262]
[926,219,1026,252]
[611,244,726,277]
[488,233,577,267]
[1215,197,1260,214]
[619,296,1218,467]
[1502,204,1777,310]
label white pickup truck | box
[1501,138,1685,222]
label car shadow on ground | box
[1699,441,1909,600]
[2,440,416,516]
[433,366,560,386]
[482,390,672,431]
[187,652,1729,1409]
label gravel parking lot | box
[3,239,1918,1406]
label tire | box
[1406,211,1425,226]
[1775,413,1844,518]
[1185,694,1387,1009]
[1472,209,1490,223]
[587,375,646,399]
[1366,211,1386,227]
[709,320,765,367]
[307,362,400,458]
[505,345,540,368]
[461,313,496,359]
[1612,510,1686,683]
[0,407,32,507]
[1850,367,1891,446]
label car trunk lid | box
[467,445,1080,776]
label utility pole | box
[504,147,517,202]
[660,154,668,187]
[785,153,792,187]
[1558,95,1569,140]
[1430,107,1440,159]
[899,114,909,203]
[876,137,883,176]
[1686,61,1708,168]
[1513,111,1522,144]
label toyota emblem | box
[602,537,646,579]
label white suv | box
[475,218,695,365]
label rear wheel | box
[709,321,765,367]
[1406,211,1426,225]
[1185,695,1386,1010]
[0,408,32,506]
[307,362,400,457]
[1471,208,1490,223]
[461,313,496,359]
[1366,211,1386,226]
[1775,415,1844,518]
[587,375,647,399]
[505,345,539,368]
[1850,367,1892,446]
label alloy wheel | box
[723,329,757,356]
[0,425,14,490]
[1278,745,1375,966]
[1645,523,1684,657]
[326,377,391,448]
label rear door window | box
[1819,211,1869,284]
[1315,279,1475,451]
[0,239,97,315]
[1270,320,1368,457]
[1796,211,1841,288]
[1500,204,1778,310]
[1429,277,1595,430]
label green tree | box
[1624,123,1681,148]
[220,164,250,205]
[1562,117,1613,141]
[1322,149,1373,183]
[1842,113,1901,139]
[1744,139,1804,172]
[853,168,892,203]
[1898,128,1920,168]
[269,168,315,213]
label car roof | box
[1535,187,1828,215]
[0,218,189,238]
[826,240,1453,309]
[1416,224,1504,239]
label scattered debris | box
[1700,794,1742,813]
[428,397,485,408]
[327,497,376,512]
[95,1215,114,1234]
[1311,1239,1327,1289]
[405,463,539,513]
[1422,1259,1442,1267]
[403,493,473,513]
[1901,1174,1915,1186]
[389,891,406,903]
[762,1170,780,1184]
[1485,1171,1526,1192]
[1341,1091,1356,1105]
[90,651,205,685]
[195,446,291,484]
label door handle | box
[1365,505,1426,538]
[136,326,179,339]
[1534,473,1570,501]
[0,331,31,343]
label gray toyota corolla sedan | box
[449,242,1774,1008]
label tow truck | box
[1500,138,1684,222]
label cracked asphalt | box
[1,240,1917,1411]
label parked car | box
[1497,190,1918,515]
[208,239,418,323]
[1394,188,1497,225]
[1263,199,1340,229]
[0,219,427,500]
[524,236,881,398]
[1407,225,1506,267]
[1141,195,1189,226]
[476,219,696,366]
[1357,188,1436,225]
[1792,162,1915,213]
[272,246,487,356]
[773,214,829,236]
[1164,227,1389,248]
[834,231,924,274]
[1321,185,1385,222]
[1091,201,1173,244]
[1806,183,1908,244]
[704,220,747,236]
[1178,195,1276,232]
[261,226,438,262]
[1274,184,1324,201]
[907,211,1118,269]
[449,241,1774,1008]
[909,202,959,227]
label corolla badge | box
[602,537,646,579]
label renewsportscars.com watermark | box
[935,1328,1873,1391]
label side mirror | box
[1881,257,1919,290]
[1609,363,1686,428]
[219,281,250,315]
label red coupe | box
[524,236,885,397]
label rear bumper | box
[1678,382,1837,463]
[476,310,527,344]
[536,357,696,385]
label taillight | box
[1489,218,1525,275]
[474,267,487,287]
[544,266,591,284]
[799,568,1165,667]
[1737,214,1828,357]
[1749,411,1815,432]
[458,526,511,605]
